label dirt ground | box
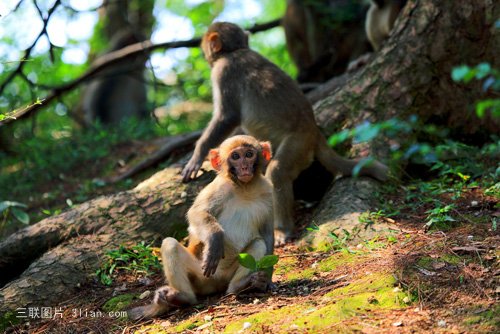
[5,184,498,334]
[2,133,499,334]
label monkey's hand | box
[249,271,269,292]
[274,229,291,247]
[181,156,202,183]
[201,232,224,277]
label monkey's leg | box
[128,237,207,320]
[161,237,207,304]
[266,136,314,246]
[227,239,269,294]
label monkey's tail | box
[314,135,389,181]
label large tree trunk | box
[1,0,498,316]
[305,0,499,248]
[314,0,499,141]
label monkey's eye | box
[231,152,240,160]
[245,151,254,158]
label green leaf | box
[0,201,27,213]
[328,129,350,147]
[475,62,491,79]
[353,122,380,143]
[257,255,279,269]
[476,99,500,118]
[11,207,30,225]
[238,253,257,271]
[451,65,470,82]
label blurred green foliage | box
[96,241,162,286]
[452,62,500,118]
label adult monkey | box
[283,0,371,83]
[128,135,274,320]
[182,22,388,245]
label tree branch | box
[0,18,282,127]
[0,0,62,96]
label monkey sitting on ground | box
[128,135,274,320]
[181,22,388,246]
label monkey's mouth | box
[237,173,253,183]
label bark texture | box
[0,167,213,314]
[304,0,499,249]
[299,177,398,249]
[315,0,500,140]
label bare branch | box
[0,0,62,96]
[0,18,282,126]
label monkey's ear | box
[209,149,222,171]
[260,142,272,162]
[207,32,222,53]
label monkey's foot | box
[249,271,269,292]
[156,285,196,307]
[274,229,292,247]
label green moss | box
[224,272,408,333]
[440,253,461,265]
[416,256,433,269]
[274,257,298,275]
[286,268,315,281]
[462,305,500,329]
[174,319,204,332]
[223,304,309,333]
[461,213,491,224]
[279,252,362,283]
[102,294,136,312]
[417,254,462,269]
[316,252,360,272]
[0,312,20,332]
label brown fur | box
[182,22,388,245]
[128,135,274,320]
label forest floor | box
[3,137,499,334]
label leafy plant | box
[358,210,396,227]
[327,115,449,175]
[0,200,30,233]
[306,225,354,253]
[452,62,500,118]
[95,241,161,286]
[425,203,456,230]
[238,253,279,278]
[327,229,355,253]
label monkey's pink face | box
[228,146,258,183]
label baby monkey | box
[128,135,274,320]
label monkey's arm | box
[187,199,225,277]
[182,66,241,182]
[259,217,275,256]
